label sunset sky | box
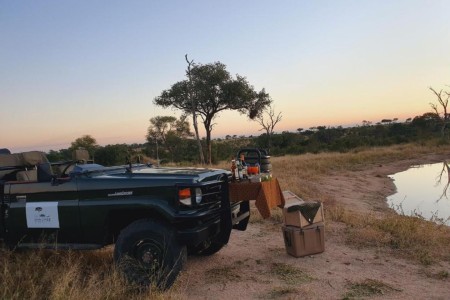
[1,1,450,153]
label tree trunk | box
[185,55,205,165]
[192,113,205,164]
[204,118,213,165]
[206,129,212,165]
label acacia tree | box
[256,105,282,152]
[146,115,192,162]
[69,135,98,158]
[154,60,271,164]
[429,86,450,136]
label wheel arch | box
[106,208,173,243]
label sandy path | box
[173,154,450,299]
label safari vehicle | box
[0,150,250,289]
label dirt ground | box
[172,154,450,299]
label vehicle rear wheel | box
[114,219,186,290]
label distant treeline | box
[46,112,446,166]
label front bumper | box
[174,180,250,247]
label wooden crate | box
[282,223,325,257]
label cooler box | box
[282,223,325,257]
[283,201,324,228]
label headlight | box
[195,188,202,204]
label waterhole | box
[387,162,450,225]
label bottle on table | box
[231,159,237,181]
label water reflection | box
[387,162,450,225]
[437,161,450,201]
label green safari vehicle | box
[0,150,250,289]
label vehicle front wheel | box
[113,219,186,290]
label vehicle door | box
[4,178,81,245]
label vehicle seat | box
[16,170,38,181]
[0,153,23,180]
[73,149,91,163]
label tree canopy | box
[256,104,282,152]
[146,115,193,162]
[69,135,98,158]
[429,86,450,136]
[154,60,271,164]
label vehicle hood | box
[73,164,229,183]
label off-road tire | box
[114,219,186,290]
[260,158,270,164]
[260,163,272,173]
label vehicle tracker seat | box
[16,170,38,181]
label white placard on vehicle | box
[26,202,60,228]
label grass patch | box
[271,142,450,182]
[265,286,298,299]
[342,278,401,299]
[270,263,313,285]
[4,144,450,298]
[326,206,450,265]
[249,205,264,224]
[204,265,241,284]
[266,143,450,209]
[420,269,449,280]
[0,247,173,300]
[434,270,449,280]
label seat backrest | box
[21,151,49,166]
[0,153,22,168]
[16,170,38,181]
[0,153,23,180]
[0,151,51,181]
[72,149,90,162]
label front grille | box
[199,183,223,206]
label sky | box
[1,1,450,153]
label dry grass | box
[0,247,177,300]
[327,205,450,265]
[342,278,402,299]
[204,265,241,284]
[221,143,450,266]
[270,262,313,285]
[376,215,450,265]
[3,143,450,297]
[266,286,299,299]
[271,143,450,200]
[271,144,450,266]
